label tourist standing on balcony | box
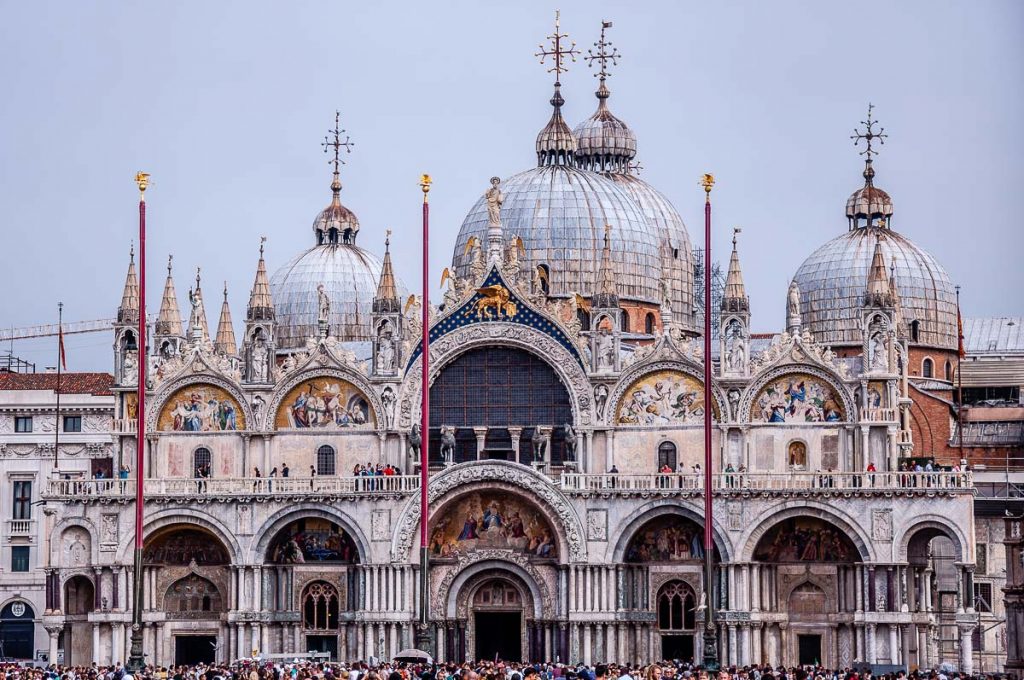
[118,464,129,494]
[866,461,877,489]
[282,462,290,477]
[309,464,317,490]
[253,466,261,492]
[269,465,278,492]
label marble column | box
[751,564,761,612]
[92,623,101,663]
[728,624,738,666]
[741,624,752,666]
[959,624,974,674]
[752,623,763,665]
[888,624,898,663]
[46,626,61,665]
[866,623,877,664]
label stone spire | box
[721,228,749,312]
[373,230,400,313]
[215,283,237,356]
[117,244,140,325]
[247,237,275,322]
[864,236,896,308]
[156,255,183,336]
[592,223,619,308]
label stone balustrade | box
[43,474,421,500]
[559,470,974,494]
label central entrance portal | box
[474,612,522,662]
[661,634,695,663]
[174,635,216,665]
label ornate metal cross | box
[851,103,887,160]
[535,10,580,83]
[323,110,354,174]
[586,20,619,80]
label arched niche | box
[265,517,360,565]
[164,573,225,615]
[429,488,560,561]
[157,382,246,432]
[63,575,95,616]
[613,368,721,426]
[143,526,230,566]
[623,514,721,563]
[275,376,375,430]
[610,501,733,563]
[753,516,861,563]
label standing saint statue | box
[485,176,503,226]
[317,284,331,325]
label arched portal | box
[61,575,95,665]
[301,581,341,661]
[905,526,963,668]
[751,515,861,668]
[471,577,526,662]
[429,346,573,465]
[0,601,35,661]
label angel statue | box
[440,268,460,309]
[504,234,525,281]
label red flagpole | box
[128,172,149,670]
[701,173,720,670]
[416,174,433,654]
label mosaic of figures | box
[752,374,844,423]
[275,379,374,429]
[429,491,557,560]
[143,528,230,565]
[625,515,709,563]
[753,517,859,563]
[157,384,245,432]
[616,370,714,425]
[268,518,359,564]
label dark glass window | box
[317,445,336,476]
[193,448,212,477]
[11,547,29,572]
[645,313,656,335]
[14,417,32,433]
[657,442,677,470]
[922,358,934,378]
[63,415,82,432]
[12,481,31,520]
[429,347,573,464]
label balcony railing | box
[44,475,421,500]
[560,471,974,494]
[111,419,137,434]
[5,518,36,536]
[860,408,898,422]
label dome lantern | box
[846,104,894,228]
[314,111,360,246]
[534,11,580,167]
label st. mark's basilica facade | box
[15,21,997,674]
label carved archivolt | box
[737,363,855,424]
[391,461,587,563]
[433,550,554,619]
[396,323,593,430]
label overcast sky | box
[1,0,1021,371]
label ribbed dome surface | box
[609,174,694,326]
[792,226,957,349]
[573,101,637,173]
[270,245,398,348]
[452,166,663,304]
[846,185,894,221]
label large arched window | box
[193,447,211,477]
[303,581,340,630]
[657,441,677,471]
[430,347,573,464]
[657,581,696,631]
[620,309,630,333]
[945,361,953,382]
[922,358,934,378]
[317,445,336,476]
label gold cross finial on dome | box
[536,10,580,84]
[586,21,619,81]
[851,103,887,161]
[322,110,354,176]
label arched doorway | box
[0,601,35,661]
[143,525,230,665]
[906,526,962,668]
[471,577,526,662]
[429,346,573,465]
[62,575,95,665]
[657,580,697,662]
[301,581,340,660]
[752,515,861,667]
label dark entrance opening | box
[481,449,513,461]
[474,612,521,662]
[798,634,822,666]
[661,634,695,663]
[174,635,216,665]
[0,602,35,660]
[306,634,339,661]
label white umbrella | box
[394,649,434,664]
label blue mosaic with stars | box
[405,267,584,371]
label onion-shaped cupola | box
[534,12,579,167]
[313,112,360,246]
[573,22,636,174]
[791,106,957,350]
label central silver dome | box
[453,165,664,304]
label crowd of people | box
[0,659,1008,680]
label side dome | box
[573,84,636,174]
[270,245,387,348]
[452,165,664,304]
[792,227,956,349]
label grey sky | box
[1,0,1021,371]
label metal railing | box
[44,475,421,499]
[560,471,974,493]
